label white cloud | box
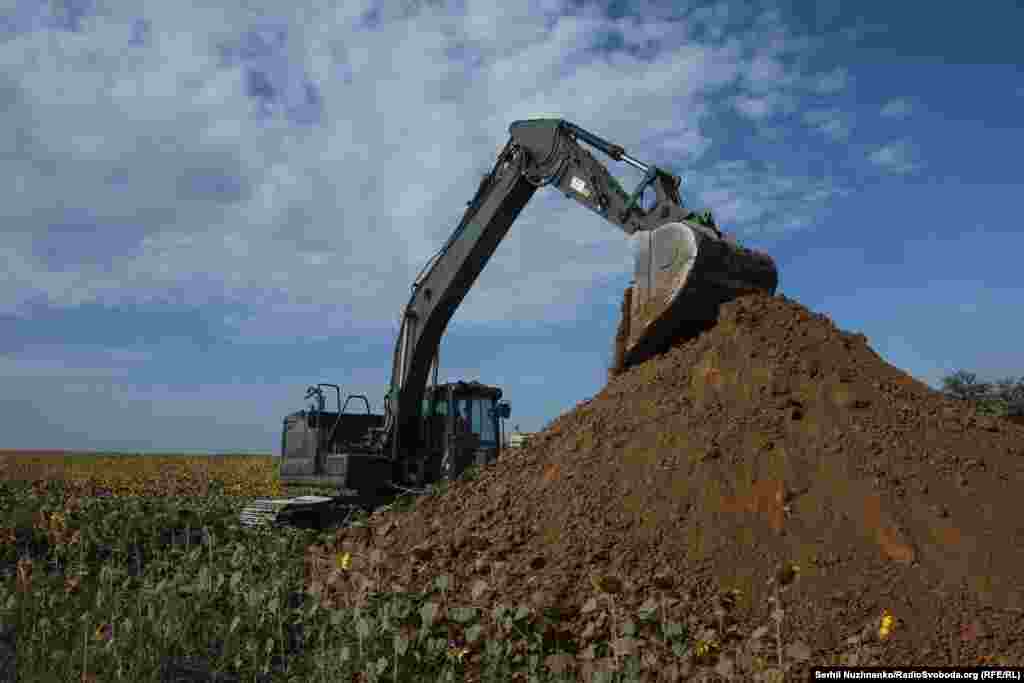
[0,1,850,341]
[868,141,919,174]
[840,22,890,44]
[731,94,772,119]
[803,108,851,140]
[0,356,130,380]
[0,345,153,379]
[107,349,155,363]
[813,67,848,94]
[880,98,912,118]
[958,302,979,315]
[690,160,841,236]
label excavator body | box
[240,117,778,528]
[240,381,509,527]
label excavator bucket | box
[611,220,778,374]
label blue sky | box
[1,0,1021,453]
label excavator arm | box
[382,118,778,472]
[509,119,709,236]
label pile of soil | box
[306,293,1024,678]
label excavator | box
[239,118,778,528]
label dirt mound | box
[306,293,1024,676]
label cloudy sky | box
[2,0,1021,453]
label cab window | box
[455,398,471,429]
[422,396,450,417]
[452,396,497,446]
[473,398,497,445]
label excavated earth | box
[305,293,1024,679]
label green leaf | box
[449,606,477,624]
[356,617,371,640]
[419,601,440,628]
[637,598,659,621]
[198,566,210,591]
[466,624,483,644]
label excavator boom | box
[384,139,538,478]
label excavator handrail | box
[341,394,372,416]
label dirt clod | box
[308,292,1024,672]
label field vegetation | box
[0,454,697,683]
[3,363,1016,683]
[0,452,870,683]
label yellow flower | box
[335,552,351,571]
[447,644,469,663]
[50,511,67,532]
[878,610,895,640]
[589,574,623,595]
[94,622,113,642]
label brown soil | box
[306,293,1024,678]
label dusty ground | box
[305,292,1024,678]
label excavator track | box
[239,490,392,529]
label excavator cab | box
[422,381,507,482]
